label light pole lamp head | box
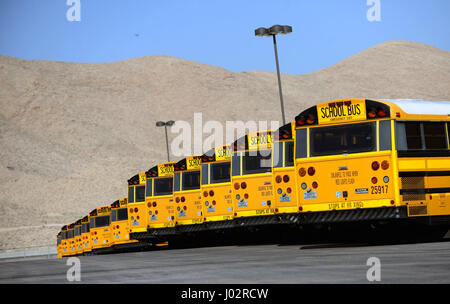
[156,121,165,127]
[165,120,175,127]
[255,27,270,37]
[255,25,292,37]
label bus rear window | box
[135,185,145,202]
[285,141,294,167]
[210,162,231,184]
[94,216,110,228]
[310,122,375,157]
[182,171,200,190]
[155,177,173,196]
[242,150,272,175]
[117,208,128,221]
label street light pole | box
[255,25,292,126]
[272,34,286,126]
[156,120,175,162]
[164,124,170,162]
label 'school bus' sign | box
[318,100,366,124]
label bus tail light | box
[176,197,180,203]
[381,160,389,170]
[153,202,157,207]
[134,207,138,213]
[183,206,187,210]
[116,225,119,229]
[299,168,306,177]
[276,175,282,183]
[368,108,377,118]
[244,193,249,199]
[306,115,315,125]
[241,182,247,189]
[372,177,378,184]
[155,210,158,215]
[209,190,214,197]
[203,191,208,197]
[371,161,380,170]
[212,200,216,205]
[283,175,290,183]
[287,187,292,193]
[234,183,240,190]
[130,208,133,213]
[296,118,305,126]
[137,216,140,220]
[312,182,318,189]
[147,202,152,208]
[308,167,315,176]
[181,196,185,202]
[377,109,387,117]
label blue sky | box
[0,0,449,74]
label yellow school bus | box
[200,145,234,222]
[294,98,450,224]
[66,223,76,256]
[60,225,69,257]
[89,206,113,251]
[272,122,298,214]
[173,156,203,225]
[111,198,139,246]
[74,219,83,255]
[81,215,92,255]
[56,232,62,258]
[231,130,275,218]
[145,162,176,229]
[127,172,148,233]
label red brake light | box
[244,193,249,199]
[181,196,185,202]
[297,119,305,126]
[308,167,315,176]
[183,206,187,210]
[234,183,240,190]
[134,208,138,213]
[203,191,208,197]
[241,182,247,189]
[147,202,151,208]
[372,161,380,170]
[155,210,158,215]
[209,190,214,197]
[381,160,389,170]
[276,175,282,183]
[372,177,378,184]
[153,202,157,207]
[176,197,180,203]
[212,200,216,205]
[377,109,387,117]
[283,175,290,183]
[312,182,318,189]
[287,187,292,194]
[130,208,133,213]
[368,109,377,118]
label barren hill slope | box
[0,40,449,249]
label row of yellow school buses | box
[57,98,450,258]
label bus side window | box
[285,141,294,167]
[174,173,180,192]
[146,179,153,197]
[295,129,307,159]
[201,164,209,185]
[273,142,284,168]
[128,186,135,203]
[379,120,392,151]
[232,153,241,176]
[90,218,95,229]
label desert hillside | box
[0,40,449,250]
